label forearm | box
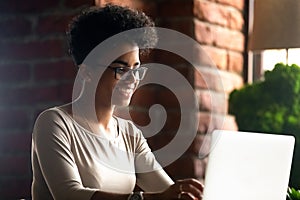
[90,191,128,200]
[143,192,163,200]
[90,191,163,200]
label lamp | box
[248,0,300,51]
[246,0,300,82]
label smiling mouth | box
[115,87,134,96]
[119,88,133,93]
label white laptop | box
[202,130,295,200]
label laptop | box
[202,130,295,200]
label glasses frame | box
[107,66,148,80]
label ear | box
[78,64,92,82]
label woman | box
[31,4,203,200]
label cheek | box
[95,78,117,97]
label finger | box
[181,183,202,199]
[179,192,200,200]
[177,179,204,192]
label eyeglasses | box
[107,66,148,80]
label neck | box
[95,104,115,130]
[73,96,116,134]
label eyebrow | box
[111,60,140,67]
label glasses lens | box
[114,67,128,80]
[120,67,148,81]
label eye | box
[116,67,128,74]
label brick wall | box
[0,0,245,198]
[0,0,94,198]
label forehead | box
[111,43,140,63]
[88,42,140,67]
[116,43,139,56]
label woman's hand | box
[160,178,204,200]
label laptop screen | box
[202,130,295,200]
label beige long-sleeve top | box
[31,107,174,200]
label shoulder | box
[34,107,70,127]
[33,107,73,141]
[116,117,143,137]
[36,107,61,119]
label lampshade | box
[248,0,300,51]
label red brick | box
[158,0,193,17]
[159,18,194,37]
[64,0,94,8]
[129,110,182,133]
[227,50,243,74]
[147,131,204,167]
[194,20,214,45]
[0,86,60,106]
[0,63,31,84]
[0,109,30,129]
[219,70,244,93]
[129,104,183,133]
[197,112,238,134]
[198,112,224,134]
[157,86,198,110]
[28,86,60,103]
[0,18,31,38]
[194,20,245,51]
[130,85,158,109]
[146,132,174,151]
[156,87,179,109]
[154,109,198,133]
[153,49,191,66]
[194,65,244,95]
[165,155,206,179]
[186,134,211,156]
[162,110,193,134]
[36,14,75,35]
[95,0,134,8]
[181,42,217,69]
[0,0,59,14]
[227,6,244,30]
[0,39,66,60]
[214,27,245,51]
[135,1,158,19]
[194,1,244,31]
[0,178,31,199]
[59,82,75,103]
[193,66,225,92]
[128,110,151,126]
[152,45,212,76]
[0,155,29,176]
[196,89,227,114]
[216,0,245,11]
[194,1,227,26]
[0,133,31,153]
[201,45,227,70]
[34,60,76,81]
[96,0,158,19]
[194,68,210,90]
[163,111,181,132]
[221,114,238,130]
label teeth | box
[118,88,133,93]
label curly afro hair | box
[67,4,157,66]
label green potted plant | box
[287,187,300,200]
[229,63,300,188]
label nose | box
[121,71,138,83]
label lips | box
[118,87,134,94]
[114,85,135,96]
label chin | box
[111,94,132,107]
